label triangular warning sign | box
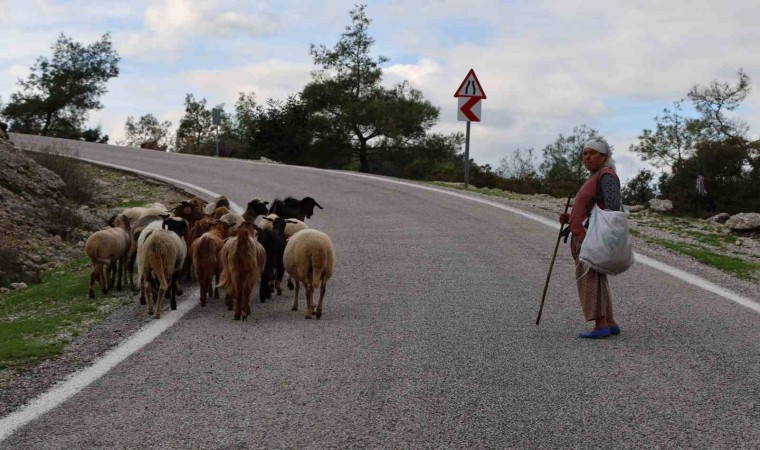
[454,69,486,99]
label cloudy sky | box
[2,0,759,182]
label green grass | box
[682,230,738,247]
[0,257,133,374]
[652,239,760,280]
[423,181,532,200]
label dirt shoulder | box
[0,154,195,417]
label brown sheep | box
[284,229,335,319]
[190,219,229,307]
[217,221,266,321]
[85,214,132,298]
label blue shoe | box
[578,327,610,339]
[610,325,621,336]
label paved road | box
[3,135,759,449]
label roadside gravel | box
[0,161,195,417]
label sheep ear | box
[262,216,273,222]
[107,214,117,227]
[161,213,170,219]
[286,219,299,224]
[180,201,191,206]
[314,200,324,209]
[264,201,269,205]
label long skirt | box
[571,236,614,322]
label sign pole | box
[215,126,219,158]
[464,121,471,189]
[454,69,485,190]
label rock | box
[626,204,648,213]
[706,212,731,224]
[725,212,760,231]
[259,156,281,164]
[11,282,27,290]
[0,287,10,295]
[30,254,41,263]
[649,199,673,213]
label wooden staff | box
[535,195,572,326]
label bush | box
[622,169,656,205]
[28,149,95,204]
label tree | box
[659,138,759,215]
[302,4,441,173]
[1,33,119,138]
[497,148,538,179]
[122,114,172,150]
[175,94,222,155]
[629,101,698,168]
[539,124,600,192]
[81,126,109,144]
[621,169,656,205]
[688,69,751,142]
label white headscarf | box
[583,138,616,170]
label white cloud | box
[119,0,285,58]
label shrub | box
[27,148,95,204]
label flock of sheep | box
[84,195,334,321]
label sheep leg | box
[275,259,284,296]
[155,288,164,319]
[128,252,137,291]
[125,256,134,291]
[287,276,294,290]
[144,278,154,316]
[116,258,124,291]
[170,273,179,310]
[316,281,327,320]
[199,276,208,307]
[259,279,268,304]
[225,293,233,311]
[108,262,117,291]
[291,281,300,311]
[89,265,99,298]
[234,292,242,321]
[213,272,220,300]
[304,283,314,319]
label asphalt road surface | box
[2,135,759,449]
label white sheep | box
[204,196,230,215]
[84,214,132,298]
[257,214,309,239]
[219,212,244,237]
[136,217,188,305]
[283,229,335,319]
[138,221,188,318]
[122,203,168,224]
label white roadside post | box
[454,69,486,189]
[212,108,221,157]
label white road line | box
[0,159,241,442]
[0,298,195,442]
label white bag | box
[579,205,634,275]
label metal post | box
[215,126,219,158]
[464,120,471,189]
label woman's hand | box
[559,213,570,225]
